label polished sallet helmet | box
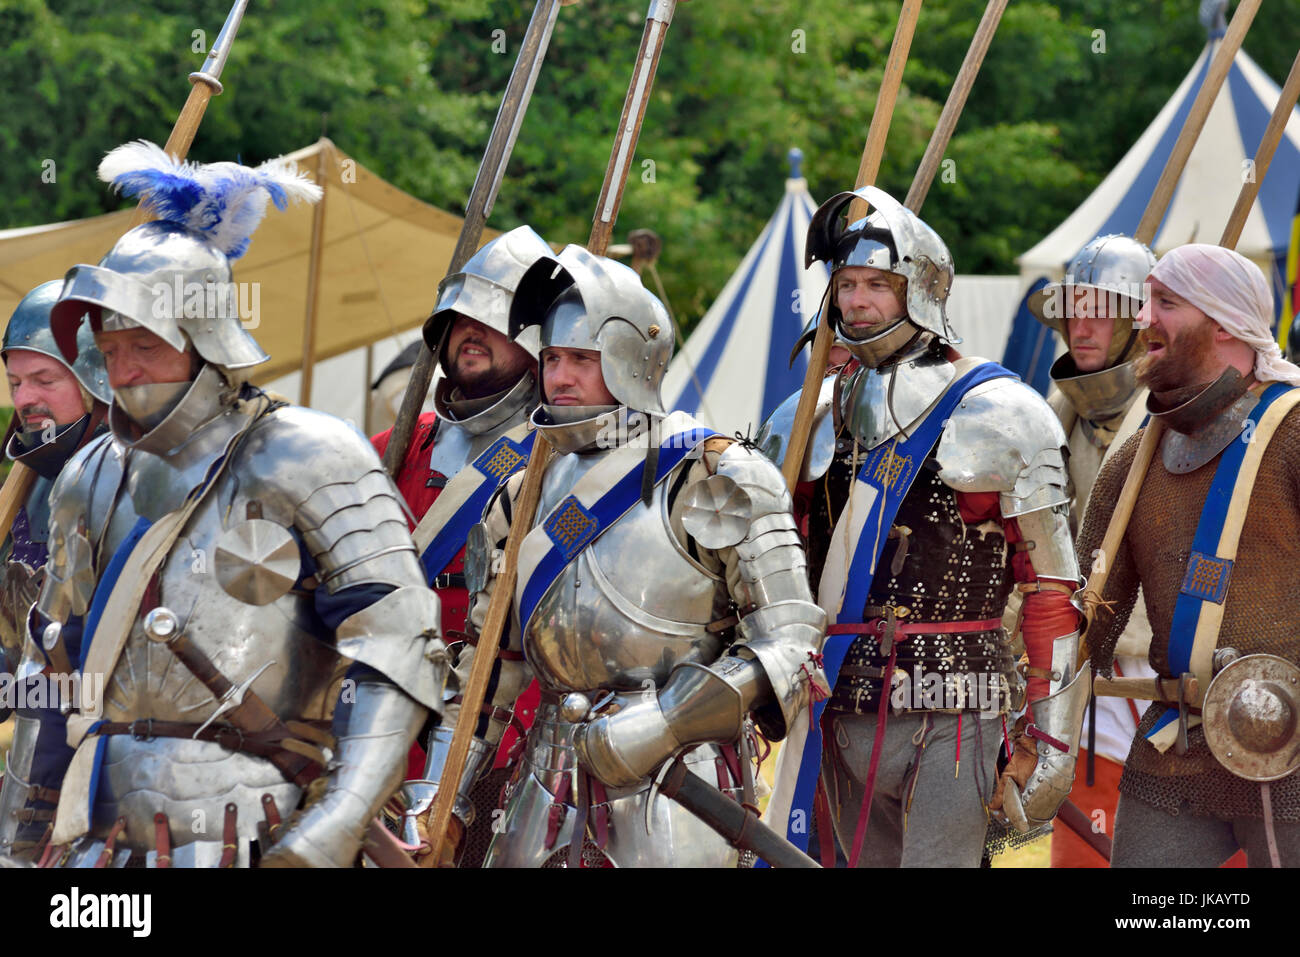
[805,184,957,365]
[49,141,322,408]
[423,225,556,369]
[511,244,674,417]
[4,280,110,406]
[1028,233,1157,367]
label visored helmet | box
[511,244,673,414]
[1027,233,1156,367]
[49,140,320,371]
[806,185,957,343]
[423,225,555,371]
[4,280,110,404]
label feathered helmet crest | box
[52,141,322,371]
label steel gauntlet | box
[397,723,495,847]
[573,653,768,788]
[1000,629,1091,832]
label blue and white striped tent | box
[662,150,830,437]
[1018,38,1300,313]
[1006,35,1300,393]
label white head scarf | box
[1148,244,1300,387]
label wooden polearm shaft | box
[781,0,924,492]
[1133,0,1263,246]
[782,0,1011,493]
[1220,47,1300,249]
[588,0,677,256]
[424,0,685,865]
[382,0,564,477]
[903,0,1009,215]
[1079,2,1265,650]
[846,0,924,224]
[0,0,250,539]
[298,142,330,406]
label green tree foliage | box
[1,0,1297,335]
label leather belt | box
[827,616,1002,636]
[432,572,467,590]
[95,719,334,780]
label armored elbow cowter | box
[707,443,827,741]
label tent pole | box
[300,140,329,408]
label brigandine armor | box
[36,368,446,866]
[419,429,825,866]
[760,344,1086,830]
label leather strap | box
[847,641,897,868]
[153,812,171,868]
[94,719,332,782]
[93,817,126,868]
[827,616,1002,636]
[261,793,283,846]
[448,631,526,661]
[219,802,238,868]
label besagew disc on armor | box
[214,518,300,605]
[1202,654,1300,782]
[680,473,752,549]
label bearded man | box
[1079,243,1300,867]
[373,226,551,866]
[0,282,111,861]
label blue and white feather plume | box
[98,140,323,260]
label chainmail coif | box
[1076,410,1300,821]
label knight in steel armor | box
[375,226,552,865]
[0,281,111,861]
[757,186,1085,867]
[29,141,446,868]
[1026,235,1160,867]
[1079,243,1300,867]
[403,244,825,867]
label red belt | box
[827,617,1002,636]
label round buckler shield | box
[214,519,301,606]
[1202,654,1300,782]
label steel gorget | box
[840,343,957,451]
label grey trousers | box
[820,710,1003,867]
[1112,792,1300,868]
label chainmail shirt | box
[1077,409,1300,820]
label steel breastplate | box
[840,349,957,451]
[522,450,727,695]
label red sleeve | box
[370,425,394,458]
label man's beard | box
[1134,318,1217,395]
[450,345,525,400]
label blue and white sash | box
[1146,382,1300,751]
[762,361,1015,857]
[514,412,717,635]
[413,428,535,583]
